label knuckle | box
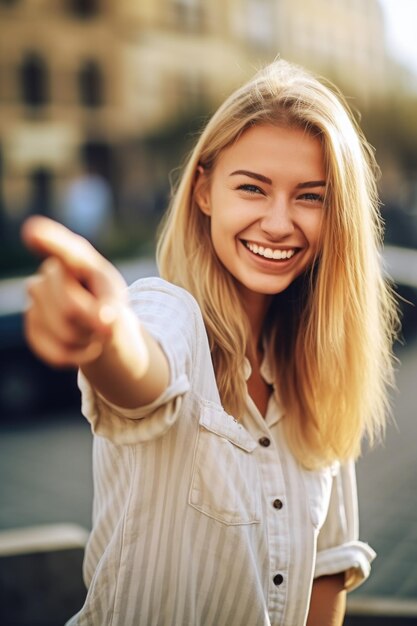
[40,257,66,284]
[26,275,44,299]
[40,257,57,275]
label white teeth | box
[245,241,296,260]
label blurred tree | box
[141,106,211,192]
[361,92,417,248]
[362,93,417,175]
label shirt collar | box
[243,346,284,426]
[243,347,274,386]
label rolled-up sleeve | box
[78,277,202,445]
[314,461,376,591]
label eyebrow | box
[296,180,326,189]
[230,170,326,189]
[230,170,272,184]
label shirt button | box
[258,437,271,447]
[273,499,283,510]
[273,573,284,586]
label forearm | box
[81,304,170,408]
[306,573,346,626]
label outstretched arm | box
[22,216,169,408]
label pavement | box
[353,338,417,603]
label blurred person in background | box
[21,59,398,626]
[60,166,113,251]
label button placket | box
[254,429,289,621]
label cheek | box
[209,212,242,270]
[306,211,324,247]
[209,204,240,239]
[209,214,226,255]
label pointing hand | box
[21,216,127,367]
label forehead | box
[216,124,325,178]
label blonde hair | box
[157,59,398,469]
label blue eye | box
[238,184,264,195]
[299,192,324,203]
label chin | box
[238,278,295,297]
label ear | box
[194,166,211,216]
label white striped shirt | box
[68,277,375,626]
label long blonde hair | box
[157,59,398,469]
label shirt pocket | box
[302,463,338,530]
[189,403,262,525]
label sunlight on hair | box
[158,59,399,470]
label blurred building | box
[0,0,121,223]
[0,0,276,226]
[0,0,404,244]
[276,0,389,103]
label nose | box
[260,195,295,239]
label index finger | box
[21,215,100,279]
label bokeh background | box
[0,1,417,624]
[0,0,417,274]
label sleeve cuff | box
[314,540,377,591]
[78,370,190,445]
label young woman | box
[22,59,398,626]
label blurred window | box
[171,0,204,32]
[20,53,49,108]
[68,0,99,19]
[79,60,103,107]
[29,168,53,217]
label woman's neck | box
[238,288,272,363]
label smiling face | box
[196,124,326,306]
